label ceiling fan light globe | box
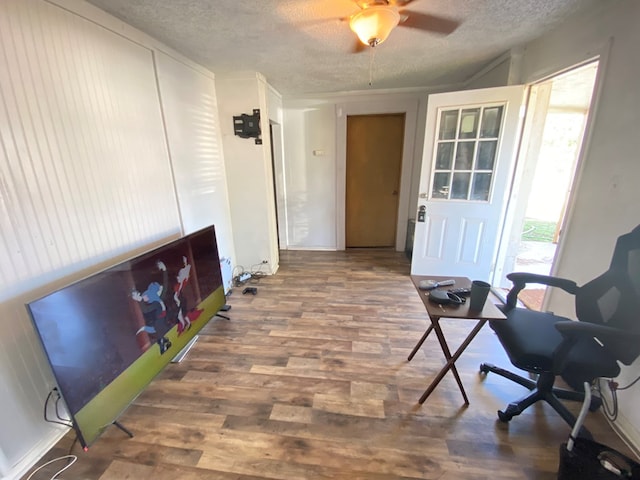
[349,6,400,47]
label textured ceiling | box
[84,0,600,96]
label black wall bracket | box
[233,109,262,145]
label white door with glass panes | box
[411,86,525,279]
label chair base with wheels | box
[479,362,600,437]
[481,225,640,437]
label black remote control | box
[448,287,471,296]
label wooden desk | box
[409,275,506,405]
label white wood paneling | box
[283,105,337,249]
[154,51,236,266]
[0,0,180,473]
[215,73,279,272]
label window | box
[430,105,504,201]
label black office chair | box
[480,224,640,434]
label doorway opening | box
[495,61,599,310]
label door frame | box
[336,98,419,251]
[492,55,607,307]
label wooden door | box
[346,114,405,247]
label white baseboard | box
[607,411,640,460]
[3,428,69,480]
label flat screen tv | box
[27,225,225,448]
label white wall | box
[281,91,436,251]
[518,0,640,453]
[216,73,280,274]
[0,0,234,477]
[282,103,337,249]
[154,51,236,289]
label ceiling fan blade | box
[354,0,372,9]
[399,11,460,35]
[389,0,418,6]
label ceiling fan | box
[347,0,459,51]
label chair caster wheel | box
[479,363,490,374]
[497,410,513,422]
[589,398,602,412]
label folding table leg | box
[407,324,433,361]
[418,319,488,405]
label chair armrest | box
[507,272,578,290]
[504,272,578,309]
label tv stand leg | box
[113,420,134,438]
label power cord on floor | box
[44,388,72,428]
[615,374,640,391]
[25,455,77,480]
[597,379,618,422]
[232,262,268,287]
[31,390,80,478]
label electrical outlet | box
[262,260,268,264]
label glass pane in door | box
[454,142,475,170]
[431,103,505,201]
[459,108,480,139]
[439,110,458,140]
[471,173,492,201]
[436,142,454,169]
[432,173,450,199]
[477,141,497,170]
[480,106,504,138]
[451,173,471,199]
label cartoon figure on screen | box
[173,256,192,335]
[131,260,172,354]
[173,255,206,334]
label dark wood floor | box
[26,249,633,479]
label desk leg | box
[418,319,488,405]
[429,319,469,404]
[407,325,433,361]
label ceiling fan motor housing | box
[349,5,400,47]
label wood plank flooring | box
[24,249,634,479]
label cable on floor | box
[25,455,77,480]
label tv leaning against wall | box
[27,225,225,448]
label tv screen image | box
[27,226,225,448]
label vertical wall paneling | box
[281,105,337,249]
[0,0,181,473]
[215,73,279,271]
[154,51,236,266]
